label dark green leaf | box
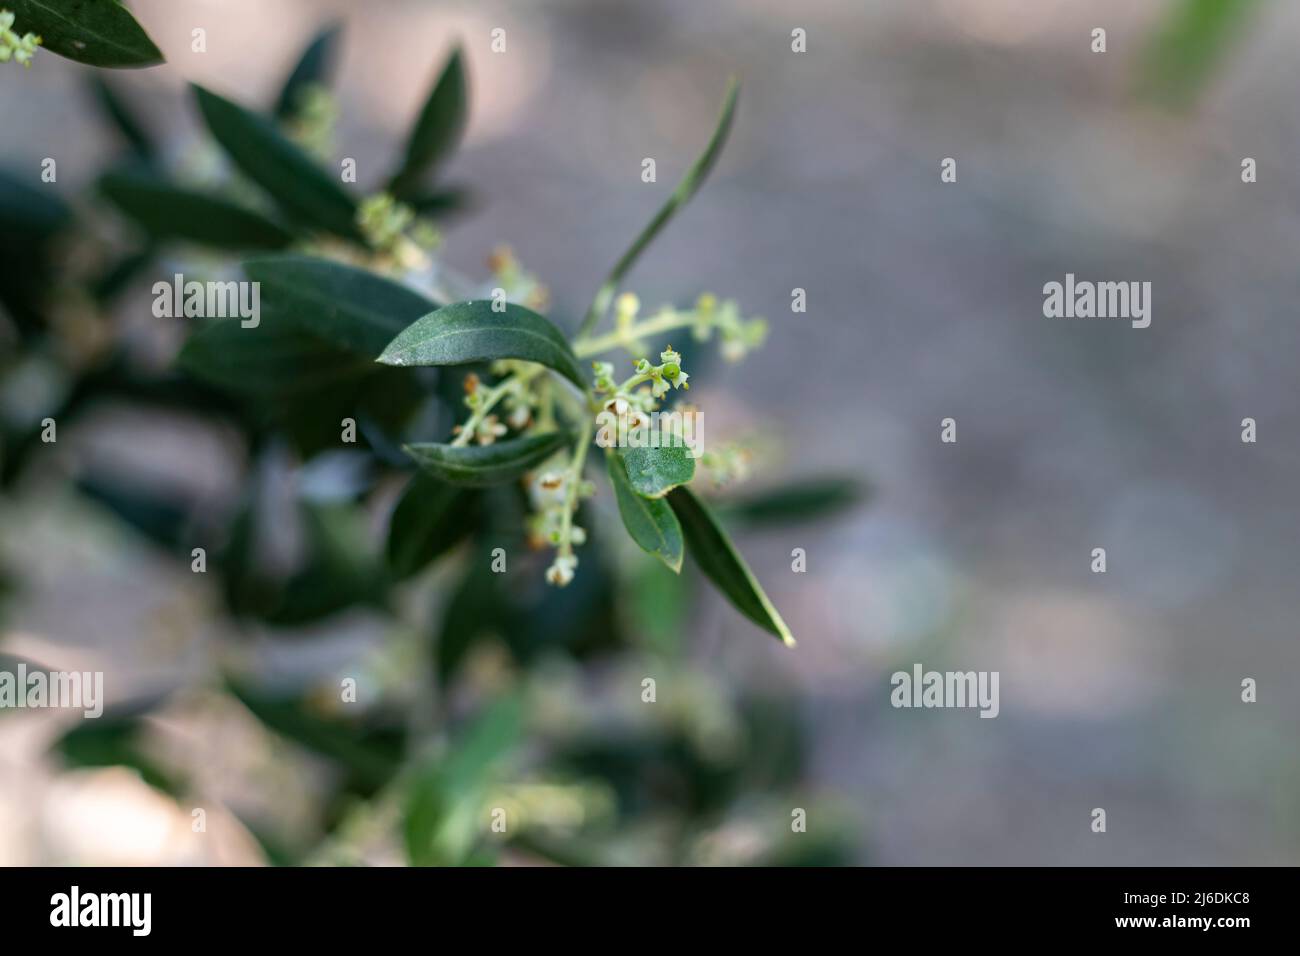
[274,21,343,119]
[716,476,868,527]
[386,473,479,578]
[577,78,738,337]
[378,300,585,388]
[178,307,423,458]
[405,185,475,219]
[221,501,389,627]
[90,244,154,305]
[0,167,73,334]
[620,443,695,499]
[192,84,361,241]
[9,0,163,68]
[0,166,73,237]
[404,432,568,486]
[99,170,294,250]
[89,76,156,160]
[667,486,794,646]
[389,46,468,199]
[227,679,404,794]
[76,470,191,553]
[179,320,373,395]
[243,254,437,357]
[606,451,683,572]
[50,697,182,797]
[434,546,500,687]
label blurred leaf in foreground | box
[1141,0,1265,108]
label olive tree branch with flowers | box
[0,9,879,866]
[372,79,793,644]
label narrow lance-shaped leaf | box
[0,168,73,334]
[386,474,480,579]
[192,84,362,241]
[405,186,475,219]
[53,713,182,796]
[89,76,156,160]
[378,300,586,389]
[91,245,155,306]
[274,21,344,119]
[99,171,295,250]
[405,693,524,866]
[405,432,569,487]
[435,541,506,688]
[179,321,373,396]
[9,0,163,68]
[47,693,181,796]
[226,679,403,794]
[716,476,868,527]
[577,78,738,337]
[243,255,438,357]
[667,485,795,647]
[620,443,695,499]
[76,470,190,553]
[606,451,683,572]
[389,46,468,200]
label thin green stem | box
[450,365,545,447]
[557,428,592,558]
[614,371,652,394]
[573,311,697,359]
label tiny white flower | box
[546,554,578,586]
[507,404,531,430]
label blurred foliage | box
[0,16,865,866]
[1142,0,1265,108]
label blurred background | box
[2,0,1299,865]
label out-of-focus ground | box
[3,0,1299,864]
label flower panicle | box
[0,10,41,67]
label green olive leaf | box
[9,0,163,68]
[377,300,585,388]
[577,78,737,337]
[51,702,182,796]
[715,476,868,527]
[667,485,795,647]
[99,171,294,250]
[386,473,480,579]
[89,76,156,160]
[178,320,373,396]
[243,255,437,357]
[226,679,403,795]
[274,21,343,120]
[404,432,569,486]
[606,451,683,572]
[192,84,361,241]
[619,443,695,499]
[389,46,468,200]
[405,186,475,219]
